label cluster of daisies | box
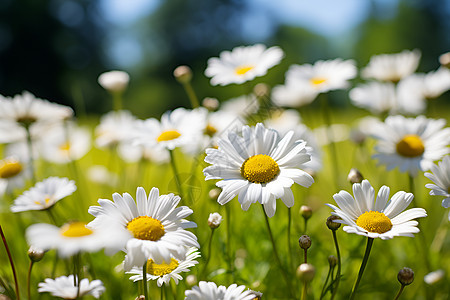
[0,43,450,299]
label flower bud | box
[98,71,130,93]
[208,188,221,201]
[173,65,193,84]
[347,168,364,184]
[253,83,270,98]
[135,296,145,300]
[298,235,311,250]
[439,52,450,69]
[300,206,312,220]
[28,246,45,262]
[296,263,315,282]
[208,212,223,229]
[186,274,197,286]
[397,267,414,286]
[202,97,219,111]
[328,255,337,268]
[326,215,341,231]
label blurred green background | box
[0,0,449,117]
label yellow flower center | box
[59,142,71,152]
[235,65,254,76]
[34,197,52,207]
[0,159,23,179]
[60,222,94,237]
[146,258,179,276]
[310,77,327,86]
[240,154,280,184]
[157,130,181,142]
[127,216,165,241]
[356,211,393,234]
[396,134,425,158]
[204,124,217,137]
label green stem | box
[393,285,405,300]
[112,92,123,111]
[168,150,184,199]
[349,237,374,300]
[303,249,307,263]
[262,207,295,299]
[46,208,58,226]
[320,94,339,190]
[143,261,148,300]
[161,284,164,300]
[320,264,333,299]
[201,228,215,279]
[27,261,34,300]
[25,125,36,184]
[0,225,20,300]
[302,281,308,300]
[225,204,234,282]
[287,207,293,270]
[182,82,200,108]
[304,218,308,234]
[73,253,81,299]
[330,230,341,300]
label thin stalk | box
[287,207,293,270]
[112,92,123,111]
[182,82,200,108]
[302,281,308,300]
[168,150,184,199]
[303,249,308,263]
[201,228,215,279]
[349,237,374,300]
[143,261,148,300]
[46,208,58,226]
[320,94,339,190]
[225,204,234,281]
[0,225,20,300]
[393,285,405,300]
[160,284,165,300]
[73,253,81,299]
[304,218,308,234]
[262,207,295,299]
[320,265,334,299]
[25,126,36,184]
[27,261,34,300]
[330,230,341,300]
[430,211,449,253]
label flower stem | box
[330,230,341,300]
[393,285,405,300]
[73,253,81,299]
[25,125,36,184]
[287,207,293,269]
[27,261,34,300]
[0,225,20,300]
[168,150,184,199]
[143,261,148,300]
[112,91,123,111]
[320,264,333,299]
[225,204,235,282]
[182,82,200,109]
[201,228,215,279]
[349,237,374,300]
[302,281,308,300]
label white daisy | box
[117,142,170,164]
[127,247,200,287]
[362,49,421,82]
[326,180,427,239]
[98,70,130,93]
[88,187,199,271]
[0,156,29,194]
[271,81,318,108]
[205,44,284,86]
[38,275,105,299]
[26,221,126,257]
[220,94,259,118]
[284,58,357,93]
[371,115,450,175]
[95,110,137,148]
[11,177,76,212]
[185,281,254,300]
[349,81,398,115]
[203,123,314,217]
[424,155,450,208]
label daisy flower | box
[11,177,76,212]
[424,155,450,208]
[284,58,357,93]
[349,82,398,115]
[362,49,421,82]
[38,275,105,299]
[88,187,199,271]
[95,110,137,148]
[98,70,130,93]
[203,123,314,217]
[205,44,284,86]
[185,281,254,300]
[26,221,126,257]
[326,180,427,239]
[0,156,29,194]
[371,115,450,175]
[127,247,200,287]
[271,81,318,108]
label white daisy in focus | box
[95,110,137,148]
[371,115,450,175]
[205,44,284,86]
[11,177,76,212]
[0,156,29,194]
[424,155,450,208]
[98,70,130,93]
[38,275,105,299]
[284,58,357,93]
[88,187,199,271]
[327,180,427,239]
[362,49,421,82]
[203,123,314,217]
[220,94,259,118]
[26,221,126,257]
[127,247,200,287]
[185,281,254,300]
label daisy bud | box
[328,255,337,268]
[28,246,45,262]
[439,52,450,69]
[397,267,414,286]
[208,188,221,201]
[174,65,193,84]
[202,97,219,111]
[296,263,315,282]
[208,212,223,229]
[300,205,312,220]
[326,215,341,231]
[424,270,444,285]
[186,274,197,286]
[347,168,364,184]
[254,83,270,98]
[98,70,130,93]
[135,296,145,300]
[299,235,311,250]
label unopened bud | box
[398,267,414,286]
[296,263,315,282]
[328,255,337,268]
[98,70,130,93]
[208,212,223,229]
[174,65,193,84]
[326,215,341,231]
[202,97,219,111]
[28,246,45,262]
[298,235,311,250]
[135,296,145,300]
[208,188,221,200]
[439,52,450,69]
[347,168,364,184]
[253,83,270,98]
[186,274,197,286]
[300,206,312,220]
